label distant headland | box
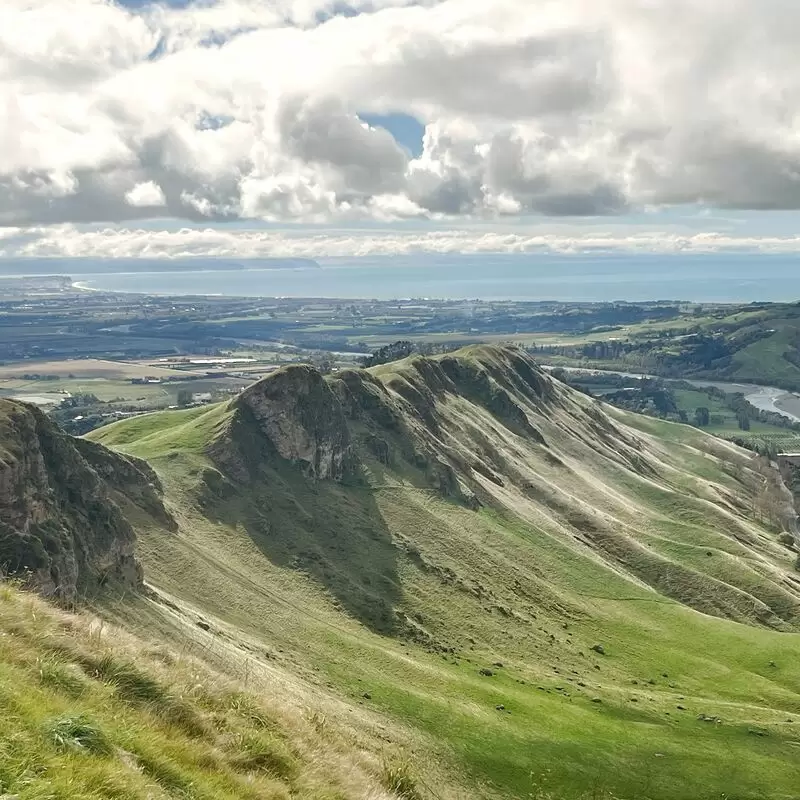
[0,257,321,276]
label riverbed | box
[543,366,800,424]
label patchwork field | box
[0,358,205,380]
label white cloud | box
[125,180,166,207]
[3,0,800,226]
[8,223,800,260]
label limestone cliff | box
[0,399,145,602]
[223,365,356,480]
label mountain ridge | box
[24,343,799,798]
[90,344,800,631]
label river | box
[543,366,800,424]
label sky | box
[3,0,800,260]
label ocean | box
[9,253,800,302]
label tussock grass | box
[226,691,276,730]
[46,713,114,755]
[37,655,87,697]
[381,758,423,800]
[227,730,298,778]
[0,581,401,800]
[93,652,169,703]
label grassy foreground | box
[0,580,420,800]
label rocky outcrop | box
[0,399,143,602]
[211,349,557,501]
[74,438,177,531]
[331,369,405,430]
[232,365,356,480]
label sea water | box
[6,253,800,302]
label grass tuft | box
[226,691,274,730]
[46,713,114,756]
[134,749,198,794]
[381,758,423,800]
[93,652,168,703]
[37,655,87,698]
[228,731,298,779]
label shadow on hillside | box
[201,464,402,635]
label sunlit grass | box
[0,583,391,800]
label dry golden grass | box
[0,581,426,800]
[0,358,204,380]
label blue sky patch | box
[359,113,426,158]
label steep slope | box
[0,581,404,800]
[89,345,800,800]
[0,399,161,601]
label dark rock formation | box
[232,365,356,480]
[75,438,177,531]
[0,399,144,602]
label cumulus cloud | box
[3,0,800,226]
[125,180,166,207]
[7,224,800,260]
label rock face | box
[74,438,178,532]
[0,399,143,602]
[233,365,355,480]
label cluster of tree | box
[533,339,635,363]
[50,394,109,435]
[555,372,688,424]
[726,437,782,462]
[360,340,464,368]
[176,388,234,406]
[534,326,779,383]
[58,392,100,408]
[779,327,800,375]
[603,384,686,421]
[361,341,417,367]
[54,414,108,436]
[176,389,193,407]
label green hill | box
[538,302,800,390]
[0,398,411,800]
[78,344,800,799]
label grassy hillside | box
[87,345,800,799]
[536,302,800,390]
[0,580,410,800]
